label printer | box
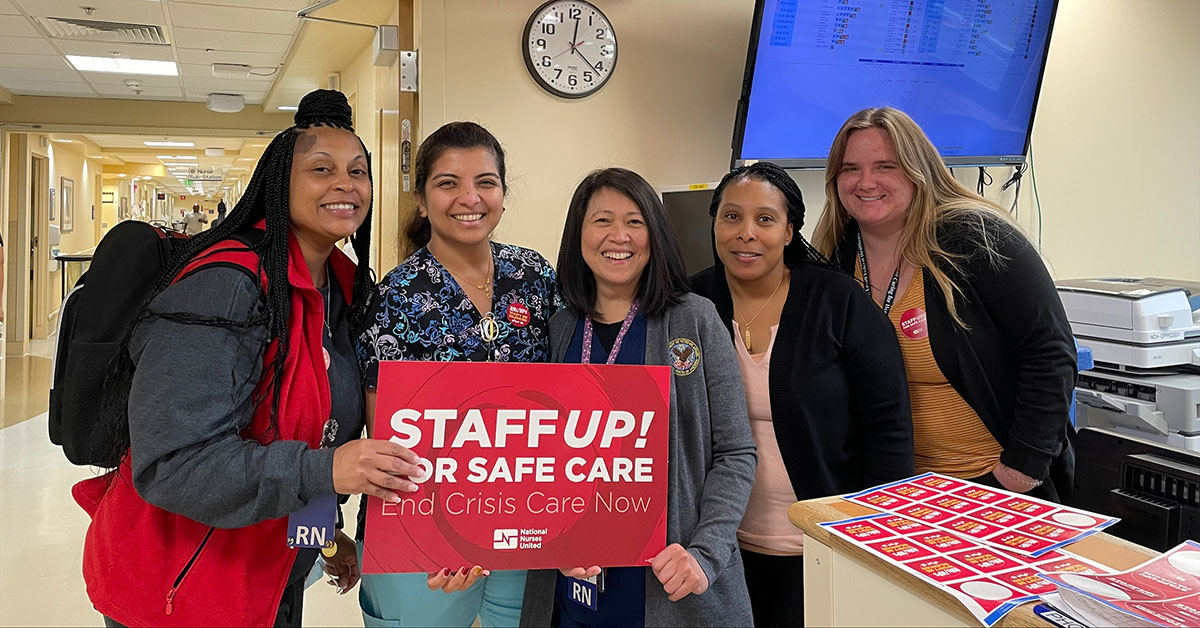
[1057,278,1200,451]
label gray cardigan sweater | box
[520,294,757,628]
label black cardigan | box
[691,262,914,501]
[831,217,1077,495]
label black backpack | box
[49,221,190,466]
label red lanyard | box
[581,300,640,365]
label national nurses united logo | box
[668,338,700,376]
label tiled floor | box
[0,341,365,627]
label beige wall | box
[418,0,752,260]
[46,141,102,256]
[418,0,1199,280]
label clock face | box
[522,0,617,99]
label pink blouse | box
[733,322,804,556]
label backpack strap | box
[174,228,268,290]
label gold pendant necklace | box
[444,262,494,301]
[738,272,786,352]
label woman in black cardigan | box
[812,106,1077,502]
[691,162,913,627]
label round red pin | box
[900,307,928,339]
[506,302,531,327]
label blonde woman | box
[813,107,1076,501]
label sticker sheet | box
[1041,540,1200,628]
[822,513,1112,626]
[844,472,1118,557]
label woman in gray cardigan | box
[520,168,757,628]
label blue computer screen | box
[737,0,1057,166]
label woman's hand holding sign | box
[650,544,709,602]
[332,439,422,502]
[427,565,490,592]
[559,566,602,579]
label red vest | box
[74,227,357,627]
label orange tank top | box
[856,261,1002,479]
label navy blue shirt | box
[554,313,647,628]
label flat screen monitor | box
[732,0,1059,168]
[660,184,718,276]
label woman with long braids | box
[73,89,422,627]
[690,162,913,626]
[355,121,560,627]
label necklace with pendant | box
[322,271,332,370]
[738,272,785,353]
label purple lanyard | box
[581,300,640,365]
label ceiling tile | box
[0,0,19,15]
[169,0,310,10]
[182,76,274,91]
[16,0,167,25]
[172,26,290,54]
[0,67,82,82]
[0,53,71,70]
[82,72,182,87]
[184,88,266,100]
[0,35,56,54]
[166,3,299,36]
[94,87,185,99]
[1,80,97,95]
[0,13,37,36]
[175,47,283,68]
[179,63,276,82]
[54,40,176,61]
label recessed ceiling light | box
[157,155,196,160]
[118,173,127,178]
[53,139,73,143]
[67,55,178,76]
[145,141,194,147]
[89,155,103,159]
[277,105,298,111]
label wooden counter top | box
[789,497,1157,627]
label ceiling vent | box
[36,17,170,44]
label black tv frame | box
[729,0,1061,170]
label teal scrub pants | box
[357,545,527,627]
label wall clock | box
[522,0,617,99]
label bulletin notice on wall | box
[822,512,1113,626]
[843,473,1118,557]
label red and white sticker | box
[876,515,934,534]
[928,495,988,513]
[972,507,1032,527]
[911,531,971,552]
[898,503,957,524]
[949,549,1023,574]
[900,307,928,339]
[858,491,913,510]
[829,520,894,542]
[952,486,1008,504]
[506,302,531,327]
[907,556,980,583]
[946,516,1004,540]
[868,538,936,561]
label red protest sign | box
[363,361,671,573]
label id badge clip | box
[286,491,336,551]
[569,569,606,610]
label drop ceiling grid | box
[1,0,300,103]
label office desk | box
[790,497,1157,627]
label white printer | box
[1057,278,1200,451]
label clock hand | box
[571,18,579,54]
[575,47,600,72]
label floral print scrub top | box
[357,241,562,387]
